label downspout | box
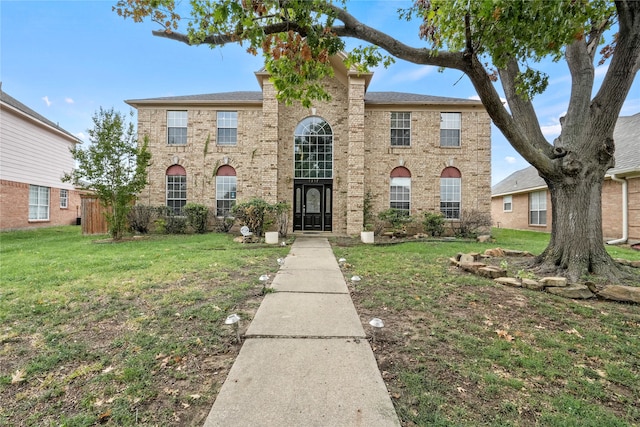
[606,174,628,245]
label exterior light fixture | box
[225,313,242,343]
[277,258,285,266]
[338,258,346,264]
[351,275,361,283]
[259,274,270,282]
[369,317,384,343]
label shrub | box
[232,198,272,237]
[127,205,156,234]
[423,212,445,237]
[212,212,235,233]
[378,208,413,230]
[164,215,187,234]
[184,203,209,234]
[452,209,492,238]
[273,201,291,238]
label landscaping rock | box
[598,285,640,304]
[547,284,594,299]
[503,249,533,257]
[484,248,505,257]
[540,277,568,287]
[477,235,492,243]
[522,278,544,291]
[632,260,640,268]
[494,277,522,287]
[459,253,475,264]
[449,257,459,266]
[478,266,508,279]
[459,262,487,274]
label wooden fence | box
[80,195,108,235]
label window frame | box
[440,177,461,219]
[216,175,237,217]
[390,112,411,147]
[440,112,461,147]
[167,111,188,145]
[390,177,411,214]
[503,195,513,212]
[29,185,50,221]
[217,111,238,146]
[294,117,333,179]
[529,190,547,226]
[60,189,68,209]
[166,167,187,215]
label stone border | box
[450,249,640,304]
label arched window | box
[216,165,237,217]
[166,165,186,215]
[294,117,333,178]
[390,167,411,213]
[440,167,461,219]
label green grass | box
[0,226,289,426]
[333,229,640,427]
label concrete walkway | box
[203,236,400,427]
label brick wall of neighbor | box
[135,75,492,235]
[491,191,552,232]
[0,180,82,230]
[492,176,640,241]
[364,107,492,223]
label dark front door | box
[293,180,332,231]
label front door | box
[293,180,332,231]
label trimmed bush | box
[423,212,445,237]
[128,205,156,234]
[184,203,209,234]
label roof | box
[492,113,640,196]
[126,90,481,107]
[0,87,81,143]
[365,91,482,105]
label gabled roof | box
[0,87,81,143]
[492,113,640,196]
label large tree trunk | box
[536,162,622,283]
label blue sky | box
[2,0,639,185]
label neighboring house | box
[491,113,640,242]
[126,55,491,235]
[0,86,82,230]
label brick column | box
[346,77,366,235]
[261,80,279,204]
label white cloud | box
[505,156,517,164]
[468,94,507,104]
[594,64,609,78]
[75,132,87,141]
[540,123,562,138]
[65,97,74,104]
[42,96,52,107]
[391,65,435,83]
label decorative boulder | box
[546,284,594,299]
[540,277,568,287]
[494,277,522,287]
[598,285,640,304]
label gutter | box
[606,174,628,245]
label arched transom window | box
[294,117,333,179]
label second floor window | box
[167,111,187,145]
[440,112,461,147]
[217,111,238,145]
[390,112,411,147]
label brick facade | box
[0,179,82,230]
[491,176,640,241]
[128,61,491,235]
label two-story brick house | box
[126,56,491,235]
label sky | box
[2,0,639,186]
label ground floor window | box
[60,189,68,208]
[216,165,237,216]
[529,190,547,225]
[166,165,187,215]
[29,185,50,220]
[389,166,412,214]
[503,195,512,212]
[440,167,462,219]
